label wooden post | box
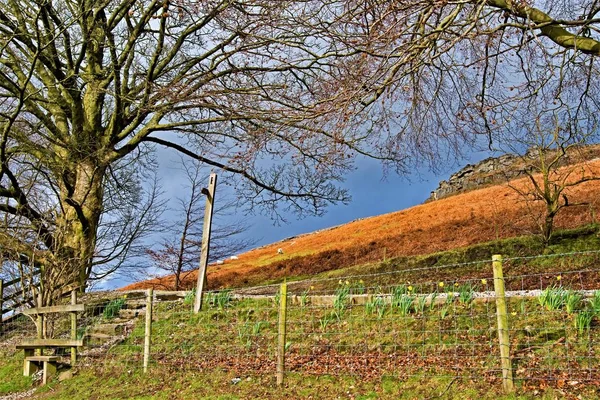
[143,288,153,373]
[70,290,77,366]
[43,360,57,385]
[0,279,4,333]
[492,255,515,393]
[36,292,43,356]
[194,173,217,313]
[276,281,288,386]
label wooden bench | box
[16,292,85,384]
[21,355,60,385]
[17,338,84,384]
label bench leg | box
[71,346,76,366]
[42,361,57,385]
[23,350,38,376]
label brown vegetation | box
[122,160,600,291]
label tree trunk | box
[542,200,560,246]
[47,161,106,303]
[542,214,554,246]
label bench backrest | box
[17,338,84,348]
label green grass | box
[31,365,594,400]
[0,351,32,394]
[2,290,599,399]
[103,298,126,319]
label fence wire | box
[1,251,600,397]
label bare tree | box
[2,0,600,303]
[0,0,409,303]
[303,0,600,239]
[145,159,255,290]
[499,106,599,244]
[301,1,600,156]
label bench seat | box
[25,355,60,362]
[24,355,61,384]
[18,339,84,384]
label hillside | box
[123,158,600,291]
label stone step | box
[110,317,131,324]
[83,332,114,346]
[85,332,113,340]
[118,308,145,319]
[122,300,147,309]
[89,323,125,336]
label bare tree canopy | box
[301,1,600,148]
[0,0,599,301]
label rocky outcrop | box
[428,144,600,201]
[428,152,531,201]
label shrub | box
[575,310,594,335]
[565,290,583,314]
[391,285,407,308]
[365,296,384,316]
[333,285,350,320]
[440,305,450,320]
[214,290,232,309]
[319,313,335,331]
[458,283,475,305]
[300,288,312,307]
[589,290,600,315]
[396,294,413,316]
[103,298,126,319]
[413,295,427,314]
[353,280,366,295]
[183,289,196,306]
[428,292,439,311]
[538,286,567,311]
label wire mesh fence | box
[2,251,600,396]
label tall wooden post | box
[492,255,515,393]
[276,281,288,386]
[143,288,153,373]
[70,290,77,366]
[194,173,217,313]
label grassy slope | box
[0,352,31,394]
[3,229,600,399]
[123,160,600,291]
[18,287,600,399]
[5,161,600,399]
[30,368,585,400]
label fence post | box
[276,281,288,386]
[143,288,153,373]
[70,290,77,366]
[492,255,515,393]
[0,279,3,333]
